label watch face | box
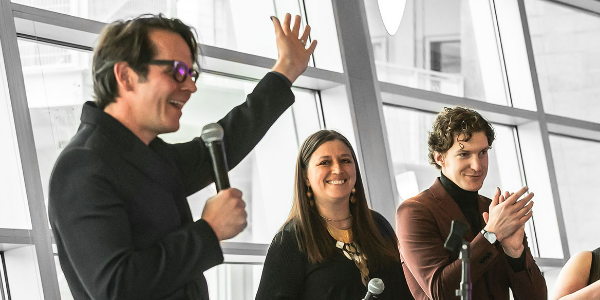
[485,231,497,244]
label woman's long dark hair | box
[284,130,400,270]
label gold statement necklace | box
[325,221,370,286]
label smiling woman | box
[255,130,414,300]
[305,139,357,210]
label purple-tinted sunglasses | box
[147,60,200,83]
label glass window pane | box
[205,263,264,300]
[176,82,322,244]
[365,0,510,105]
[19,40,322,244]
[3,246,43,299]
[549,134,600,254]
[18,40,91,215]
[54,255,74,300]
[0,37,31,229]
[12,0,342,71]
[525,0,600,122]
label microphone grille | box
[367,278,384,295]
[201,123,224,143]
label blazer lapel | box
[83,102,193,224]
[429,178,477,241]
[120,138,193,224]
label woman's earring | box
[307,187,314,206]
[350,187,356,203]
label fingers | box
[202,188,248,240]
[291,15,301,36]
[282,13,292,34]
[506,186,529,205]
[482,212,489,224]
[519,210,533,224]
[513,192,534,212]
[300,24,311,42]
[518,199,534,218]
[220,187,243,199]
[271,16,283,37]
[492,187,501,207]
[306,40,317,55]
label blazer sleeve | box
[507,237,548,300]
[396,199,505,299]
[255,227,306,300]
[171,72,295,195]
[49,149,223,300]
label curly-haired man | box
[396,106,547,299]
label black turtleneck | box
[440,172,482,233]
[439,172,526,272]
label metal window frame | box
[0,252,9,300]
[0,0,59,298]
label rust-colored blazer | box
[396,178,547,300]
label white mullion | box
[0,229,32,246]
[220,242,268,256]
[516,0,570,260]
[0,0,60,298]
[329,0,398,225]
[11,3,105,34]
[545,0,600,15]
[380,82,539,127]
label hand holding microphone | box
[200,123,247,241]
[363,278,384,300]
[200,123,230,191]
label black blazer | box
[49,72,294,300]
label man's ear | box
[114,62,137,92]
[434,152,445,167]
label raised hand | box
[201,188,247,241]
[482,186,534,250]
[271,14,318,83]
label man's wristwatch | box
[481,228,499,245]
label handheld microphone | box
[362,278,384,300]
[201,123,230,192]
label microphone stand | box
[456,241,471,300]
[444,220,471,300]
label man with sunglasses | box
[49,13,316,300]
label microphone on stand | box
[201,123,230,192]
[444,220,472,300]
[362,278,384,300]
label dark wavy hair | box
[284,130,400,270]
[92,14,199,108]
[428,106,495,170]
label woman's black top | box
[255,210,413,300]
[588,247,600,285]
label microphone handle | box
[362,291,373,300]
[207,141,230,192]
